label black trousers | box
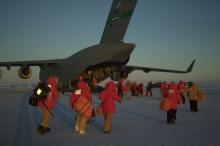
[189,100,198,112]
[146,89,153,96]
[118,89,123,98]
[180,93,185,104]
[167,109,177,122]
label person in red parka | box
[37,75,59,134]
[69,80,92,134]
[138,83,145,96]
[166,82,181,124]
[132,81,138,96]
[177,80,186,104]
[117,80,124,98]
[160,81,169,98]
[98,81,122,133]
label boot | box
[75,126,79,132]
[44,127,51,133]
[79,130,85,135]
[37,125,45,135]
[104,130,111,134]
[171,119,175,124]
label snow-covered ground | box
[0,82,220,146]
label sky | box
[0,0,220,83]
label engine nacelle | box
[110,70,128,81]
[18,66,32,79]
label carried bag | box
[29,82,51,106]
[74,96,88,111]
[96,103,103,116]
[160,98,171,111]
[82,104,93,119]
[74,96,93,119]
[29,95,39,106]
[197,90,207,102]
[33,82,51,100]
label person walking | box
[166,82,181,124]
[98,81,122,133]
[131,82,138,96]
[69,80,92,134]
[117,80,124,98]
[146,81,153,97]
[177,80,186,104]
[160,81,169,98]
[37,75,59,135]
[187,82,199,112]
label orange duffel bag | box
[74,96,88,112]
[197,90,207,102]
[74,96,93,119]
[160,98,171,111]
[81,103,93,119]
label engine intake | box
[18,66,32,79]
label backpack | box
[29,82,51,106]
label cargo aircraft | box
[0,0,195,88]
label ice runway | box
[0,82,220,146]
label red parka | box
[132,82,138,95]
[160,81,169,97]
[99,81,121,114]
[69,80,92,108]
[177,80,186,93]
[140,83,145,95]
[38,77,59,109]
[125,81,131,92]
[167,83,181,109]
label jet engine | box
[18,66,32,79]
[110,70,128,81]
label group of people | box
[35,75,204,135]
[117,80,154,99]
[36,75,121,135]
[160,80,204,124]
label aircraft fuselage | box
[39,42,135,85]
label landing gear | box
[110,71,128,81]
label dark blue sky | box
[0,0,219,83]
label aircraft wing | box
[125,59,195,74]
[0,59,62,69]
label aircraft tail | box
[100,0,138,44]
